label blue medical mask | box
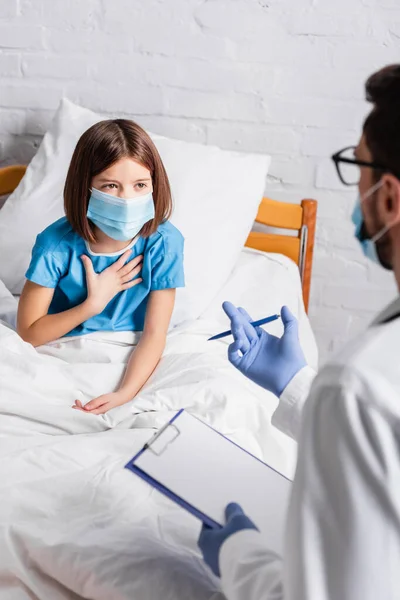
[87,187,155,241]
[351,180,390,267]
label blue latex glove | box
[198,503,258,577]
[223,301,307,397]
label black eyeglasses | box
[331,146,387,186]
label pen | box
[208,314,280,341]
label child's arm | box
[18,250,142,347]
[78,288,176,414]
[17,280,98,346]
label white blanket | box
[0,249,317,600]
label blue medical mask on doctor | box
[87,187,155,241]
[352,180,391,268]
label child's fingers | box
[118,254,143,276]
[120,265,142,284]
[80,255,95,277]
[89,405,110,415]
[112,249,133,270]
[84,396,108,411]
[121,278,143,291]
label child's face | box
[92,158,153,199]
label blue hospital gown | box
[25,217,185,336]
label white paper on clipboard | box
[132,410,292,554]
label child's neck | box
[89,227,134,254]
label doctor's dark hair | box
[364,64,400,181]
[64,119,172,242]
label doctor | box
[198,64,400,600]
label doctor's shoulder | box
[312,321,400,419]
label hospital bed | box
[0,164,317,600]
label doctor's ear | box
[380,174,400,226]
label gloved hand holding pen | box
[222,301,307,397]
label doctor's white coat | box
[219,296,400,600]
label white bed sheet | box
[0,248,317,600]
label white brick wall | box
[1,0,399,362]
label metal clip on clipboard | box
[144,421,181,456]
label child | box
[17,119,184,414]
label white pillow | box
[0,99,270,324]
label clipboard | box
[125,409,292,553]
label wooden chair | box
[245,198,317,312]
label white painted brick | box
[0,54,20,77]
[164,89,264,122]
[313,254,368,283]
[315,158,349,191]
[22,55,88,80]
[367,261,398,288]
[22,109,56,135]
[0,108,53,138]
[159,59,276,96]
[301,129,355,158]
[88,55,149,86]
[0,109,26,135]
[102,1,196,37]
[44,28,134,55]
[316,217,361,253]
[269,156,316,186]
[194,0,284,42]
[234,34,333,68]
[18,0,102,27]
[17,0,42,22]
[373,0,400,8]
[1,84,62,110]
[309,306,352,332]
[388,21,400,38]
[308,277,326,308]
[266,98,363,131]
[89,55,276,95]
[332,42,399,72]
[299,0,366,13]
[133,27,234,61]
[284,11,370,37]
[64,84,164,116]
[0,24,43,49]
[0,0,17,18]
[323,284,394,312]
[275,67,365,101]
[137,116,207,144]
[314,191,354,219]
[206,123,301,156]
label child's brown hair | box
[64,119,172,242]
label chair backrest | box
[245,197,317,312]
[0,165,27,196]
